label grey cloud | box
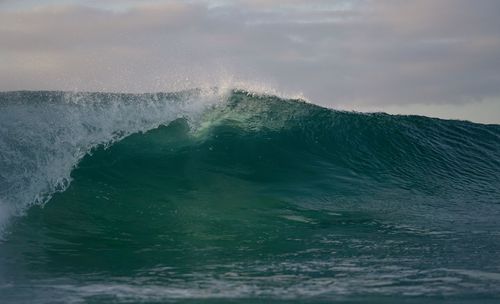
[0,0,499,119]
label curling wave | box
[1,89,500,303]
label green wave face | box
[1,91,500,303]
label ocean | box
[1,89,499,303]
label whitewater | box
[0,89,228,231]
[1,89,500,303]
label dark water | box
[1,90,500,303]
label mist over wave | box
[1,89,500,303]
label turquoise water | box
[1,90,500,303]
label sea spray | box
[0,89,226,232]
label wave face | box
[1,90,500,303]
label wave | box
[1,89,500,232]
[1,89,500,302]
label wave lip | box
[0,89,227,232]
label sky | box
[1,0,499,124]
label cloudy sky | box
[1,0,499,123]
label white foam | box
[0,88,226,235]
